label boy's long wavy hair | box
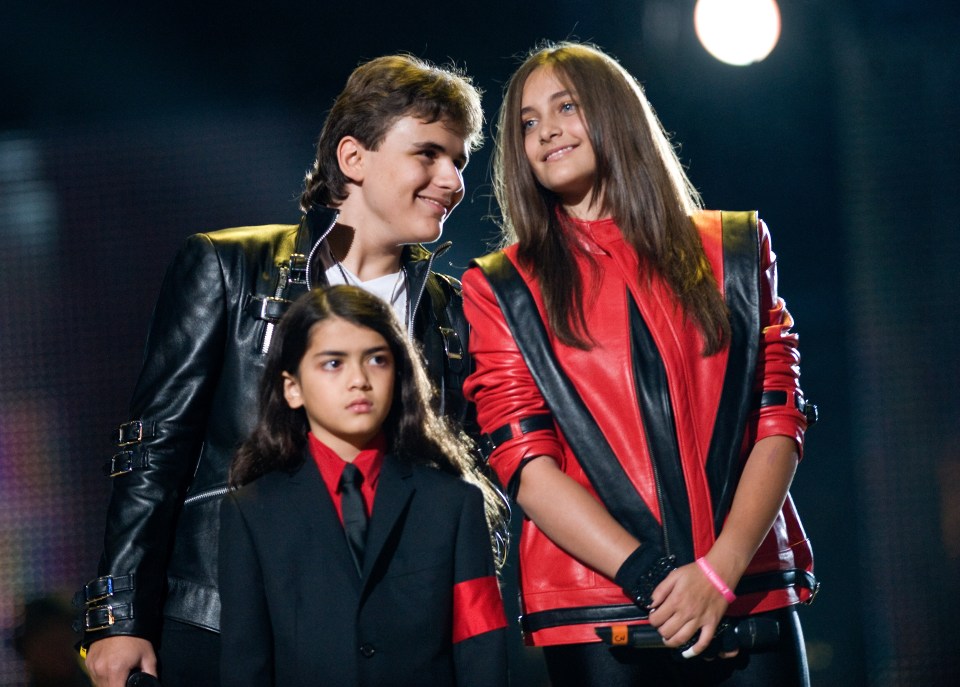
[230,285,508,567]
[493,42,730,355]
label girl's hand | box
[646,562,736,659]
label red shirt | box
[308,432,385,524]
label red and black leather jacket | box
[463,212,816,646]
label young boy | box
[78,54,484,687]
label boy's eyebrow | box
[412,140,469,167]
[311,345,391,357]
[362,345,391,356]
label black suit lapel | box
[359,455,415,596]
[287,454,363,592]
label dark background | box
[1,1,958,685]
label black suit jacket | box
[219,454,507,687]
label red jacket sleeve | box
[462,264,562,487]
[751,219,809,456]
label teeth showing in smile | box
[545,146,574,162]
[418,196,448,215]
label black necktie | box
[339,463,368,576]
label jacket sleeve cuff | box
[488,433,562,493]
[753,410,806,459]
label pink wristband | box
[696,557,736,603]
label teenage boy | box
[78,54,483,687]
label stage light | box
[694,0,781,66]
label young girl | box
[463,42,818,686]
[218,285,508,687]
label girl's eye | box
[521,118,537,132]
[560,101,577,114]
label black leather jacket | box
[77,206,472,644]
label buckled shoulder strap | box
[471,252,664,547]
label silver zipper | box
[260,262,290,354]
[183,486,231,506]
[305,211,339,291]
[650,458,672,557]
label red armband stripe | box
[452,575,507,643]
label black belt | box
[734,568,819,601]
[756,390,818,426]
[480,414,554,456]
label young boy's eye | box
[321,359,341,370]
[369,353,391,367]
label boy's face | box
[283,317,395,459]
[342,116,469,247]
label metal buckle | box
[796,394,819,426]
[259,296,286,320]
[287,253,307,285]
[84,605,116,631]
[438,326,463,361]
[84,576,115,603]
[115,421,145,447]
[107,451,133,477]
[804,578,821,605]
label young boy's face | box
[344,115,469,248]
[282,316,395,459]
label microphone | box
[595,617,780,658]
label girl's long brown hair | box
[493,42,730,354]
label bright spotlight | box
[694,0,781,66]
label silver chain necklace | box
[329,246,407,308]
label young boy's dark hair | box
[231,285,507,556]
[301,54,484,210]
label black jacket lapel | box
[358,455,415,599]
[287,454,362,593]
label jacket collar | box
[297,204,452,332]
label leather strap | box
[83,603,134,631]
[115,420,156,446]
[757,390,819,426]
[481,414,554,456]
[104,446,150,477]
[522,604,648,634]
[77,574,136,604]
[734,568,820,602]
[245,295,292,323]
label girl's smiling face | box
[520,66,601,219]
[282,316,395,460]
